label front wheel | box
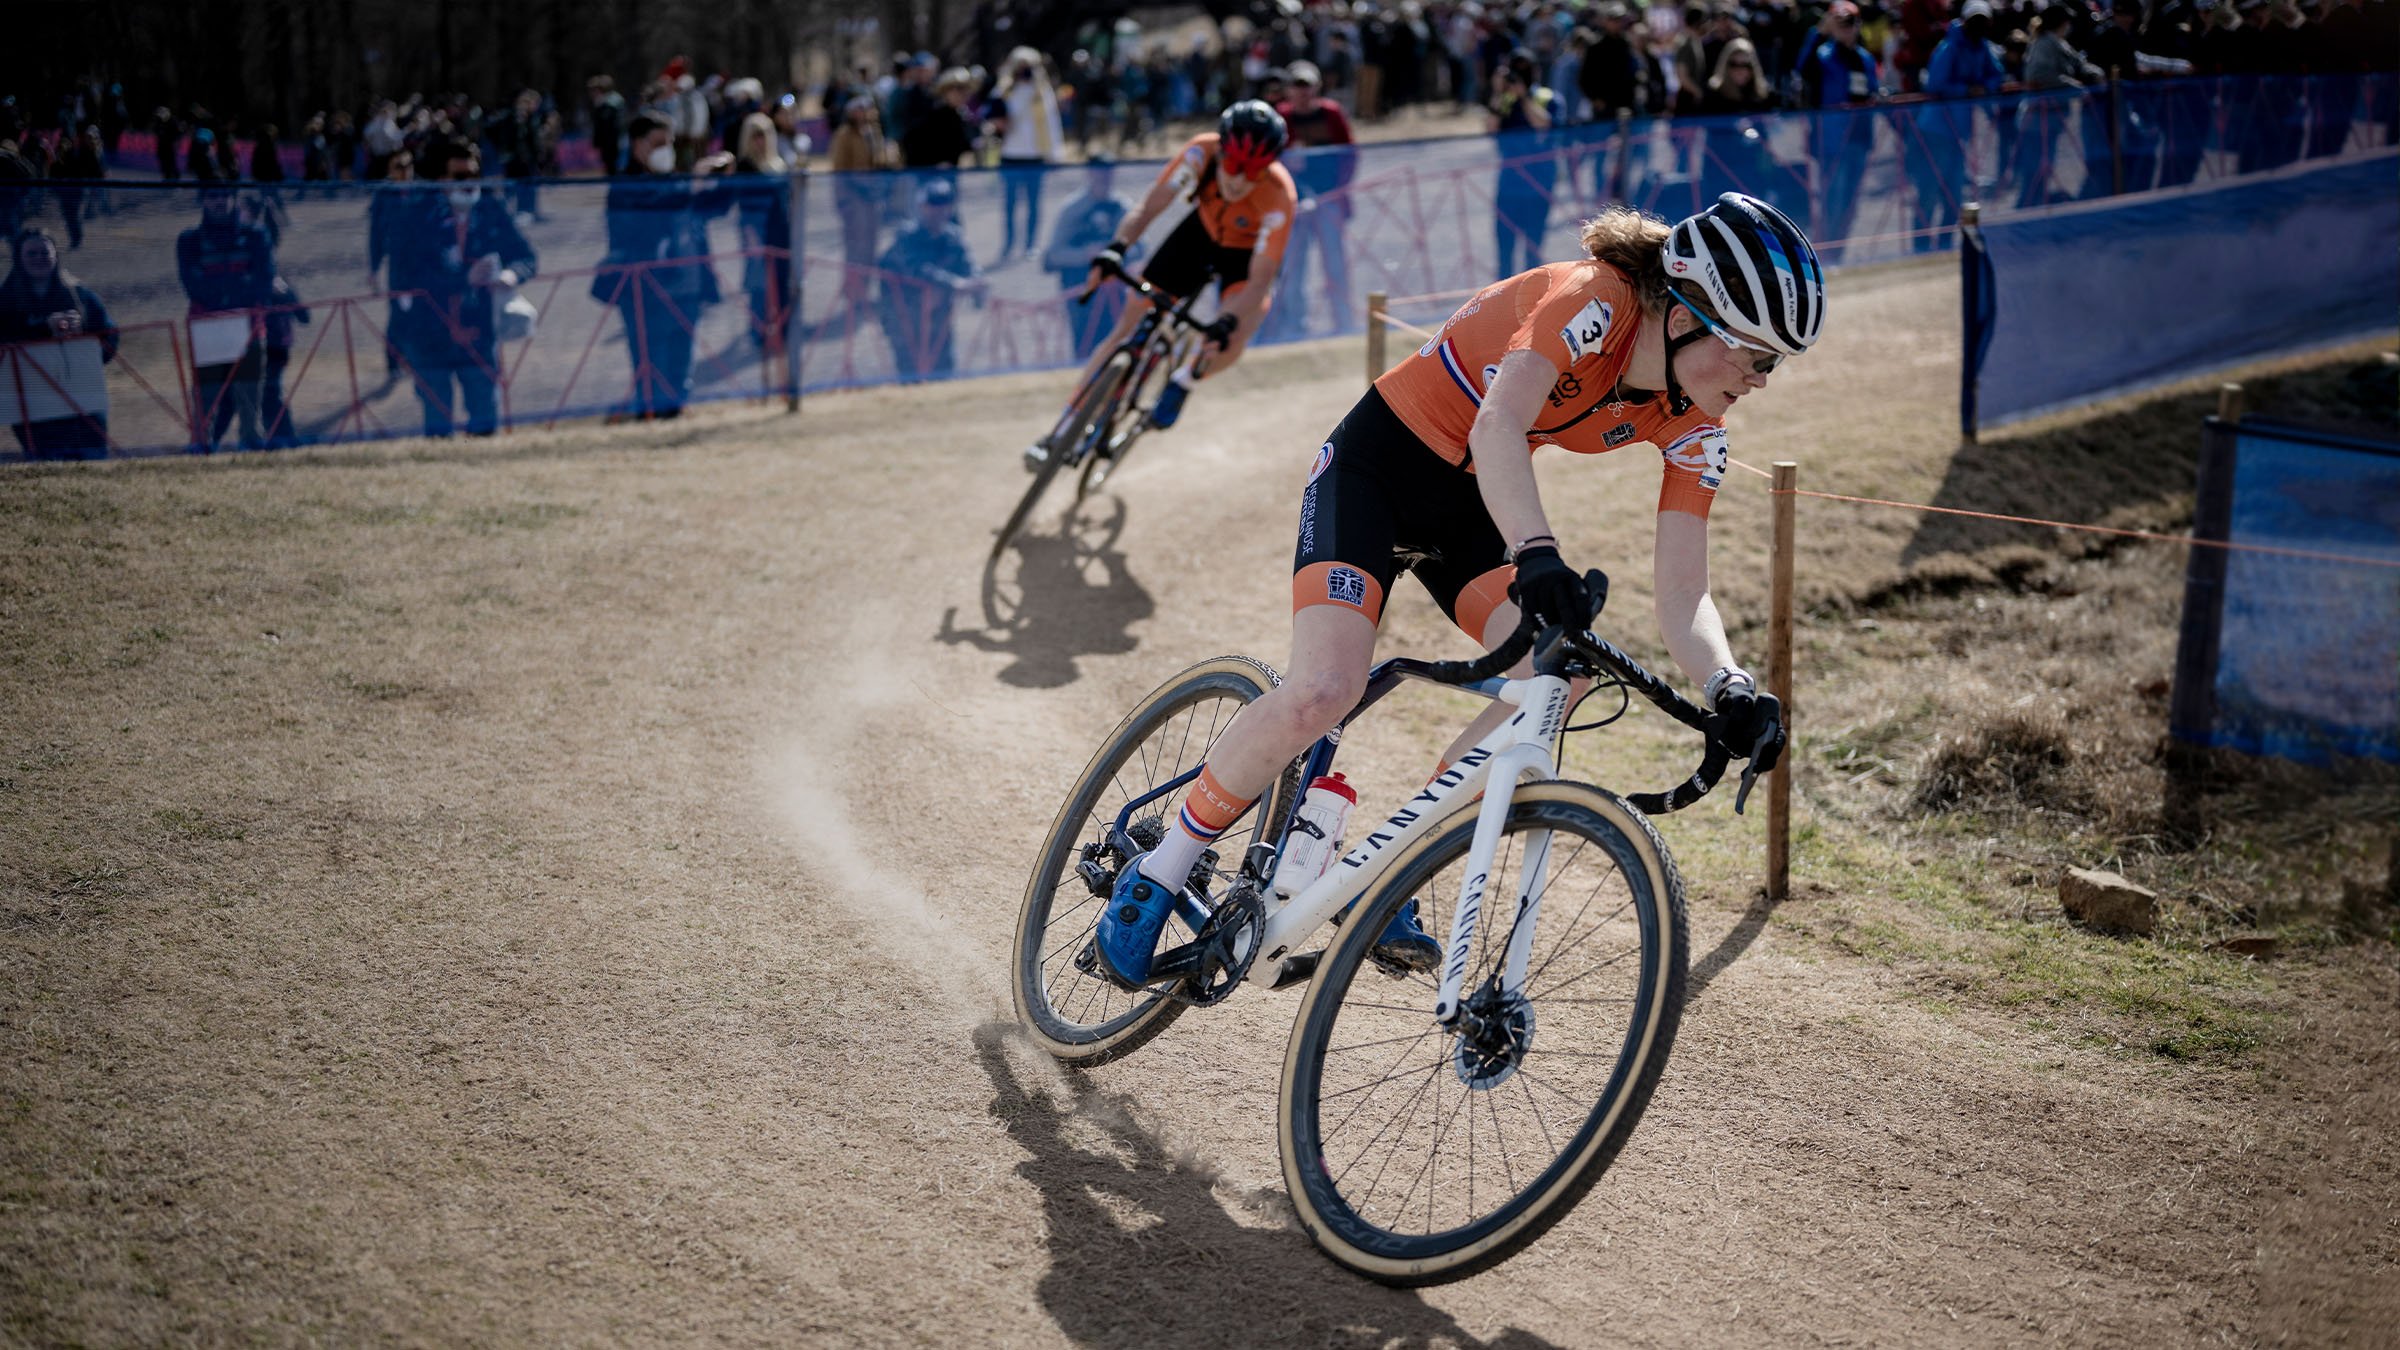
[1279,782,1688,1285]
[1079,332,1182,501]
[1011,656,1302,1066]
[996,353,1128,562]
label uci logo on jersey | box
[1559,299,1614,362]
[1308,441,1335,482]
[1326,566,1369,608]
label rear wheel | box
[1011,656,1303,1066]
[996,353,1127,562]
[1279,782,1688,1284]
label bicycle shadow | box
[972,1023,1564,1350]
[939,497,1155,690]
[1684,887,1780,1006]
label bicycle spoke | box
[1327,1046,1445,1192]
[1511,1067,1562,1164]
[1325,1000,1442,1019]
[1396,1077,1474,1234]
[1321,1020,1450,1146]
[1322,1027,1446,1055]
[1524,943,1642,1003]
[1482,1082,1518,1202]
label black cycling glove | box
[1507,545,1592,630]
[1713,686,1787,774]
[1091,241,1127,275]
[1201,313,1240,348]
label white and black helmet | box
[1661,193,1825,358]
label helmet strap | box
[1662,323,1710,419]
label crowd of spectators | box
[0,0,2391,448]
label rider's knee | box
[1277,665,1366,738]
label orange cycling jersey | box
[1151,133,1299,269]
[1375,260,1730,518]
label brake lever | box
[1728,723,1778,815]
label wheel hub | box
[1452,984,1536,1089]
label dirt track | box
[5,258,2397,1347]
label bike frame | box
[1057,265,1207,460]
[1252,669,1574,1024]
[1105,653,1575,1024]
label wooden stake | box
[2217,382,2244,423]
[1768,461,1798,903]
[1366,290,1388,388]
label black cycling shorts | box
[1293,387,1514,639]
[1140,209,1254,301]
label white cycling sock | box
[1135,765,1251,891]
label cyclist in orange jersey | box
[1023,102,1296,470]
[1089,193,1825,990]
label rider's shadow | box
[940,499,1155,690]
[972,1023,1565,1350]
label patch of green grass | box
[1779,816,2279,1064]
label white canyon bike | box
[1010,577,1768,1284]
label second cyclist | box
[1023,100,1297,470]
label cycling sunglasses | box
[1219,142,1277,178]
[1671,291,1785,375]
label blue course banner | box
[2207,422,2400,764]
[1971,153,2400,429]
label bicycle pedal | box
[1185,847,1220,894]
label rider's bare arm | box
[1652,509,1741,689]
[1466,350,1563,556]
[1106,172,1188,255]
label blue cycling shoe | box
[1372,899,1444,973]
[1334,896,1444,973]
[1147,377,1191,430]
[1093,853,1179,989]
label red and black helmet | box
[1216,100,1288,177]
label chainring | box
[1159,885,1265,1007]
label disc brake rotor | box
[1452,987,1537,1090]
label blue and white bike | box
[1011,575,1763,1284]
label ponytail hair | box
[1577,206,1674,315]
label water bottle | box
[1271,773,1358,898]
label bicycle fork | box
[1431,674,1572,1027]
[1431,738,1559,1027]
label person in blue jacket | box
[175,183,276,451]
[1040,156,1137,360]
[1908,0,2008,250]
[390,139,536,437]
[596,112,733,421]
[877,176,986,382]
[1793,1,1881,262]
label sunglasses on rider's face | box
[1672,292,1784,374]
